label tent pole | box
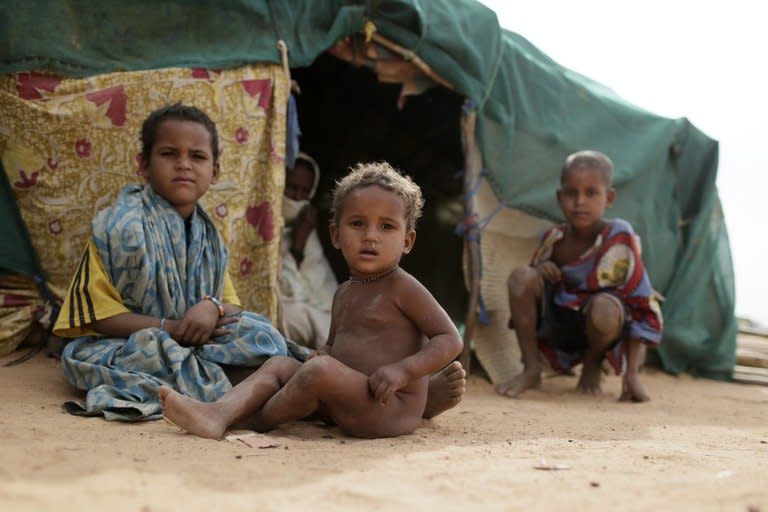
[459,103,483,372]
[369,33,455,92]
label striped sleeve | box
[52,238,129,338]
[222,271,242,307]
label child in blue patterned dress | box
[54,103,288,420]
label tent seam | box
[479,33,504,110]
[410,0,426,55]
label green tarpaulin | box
[0,163,42,278]
[0,0,735,378]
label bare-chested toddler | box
[160,162,464,438]
[496,150,663,402]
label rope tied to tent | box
[454,168,503,325]
[453,208,491,326]
[462,99,478,114]
[458,166,506,232]
[276,41,291,87]
[462,167,488,202]
[455,164,497,327]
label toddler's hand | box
[369,364,409,405]
[305,346,329,360]
[535,261,562,284]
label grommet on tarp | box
[669,142,683,161]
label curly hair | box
[331,162,424,230]
[561,150,614,186]
[140,102,220,165]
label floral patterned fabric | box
[0,275,50,355]
[526,218,664,374]
[0,65,288,334]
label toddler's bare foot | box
[423,361,467,419]
[495,370,541,398]
[576,359,603,394]
[159,386,228,439]
[619,373,650,402]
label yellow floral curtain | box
[0,65,287,348]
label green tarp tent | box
[0,165,42,279]
[0,0,736,379]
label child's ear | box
[330,222,341,249]
[212,162,221,184]
[402,229,416,255]
[606,187,616,207]
[139,156,150,182]
[555,188,566,211]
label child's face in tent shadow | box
[284,163,314,201]
[140,119,220,219]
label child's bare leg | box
[159,355,301,439]
[579,294,624,394]
[620,338,650,402]
[255,355,424,438]
[495,267,543,398]
[423,361,466,419]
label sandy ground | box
[1,351,766,512]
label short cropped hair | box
[331,162,424,230]
[140,103,220,164]
[561,150,614,186]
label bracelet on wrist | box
[200,295,225,317]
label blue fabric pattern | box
[285,93,301,170]
[61,185,287,421]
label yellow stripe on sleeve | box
[53,238,129,338]
[222,271,242,307]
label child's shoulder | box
[540,223,567,242]
[606,218,637,236]
[393,266,422,286]
[386,267,429,298]
[601,218,645,255]
[92,185,143,229]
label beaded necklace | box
[348,265,398,284]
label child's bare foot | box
[159,386,228,439]
[619,373,650,402]
[423,361,467,419]
[495,370,541,398]
[576,359,602,394]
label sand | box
[1,351,766,512]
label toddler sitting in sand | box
[161,162,464,438]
